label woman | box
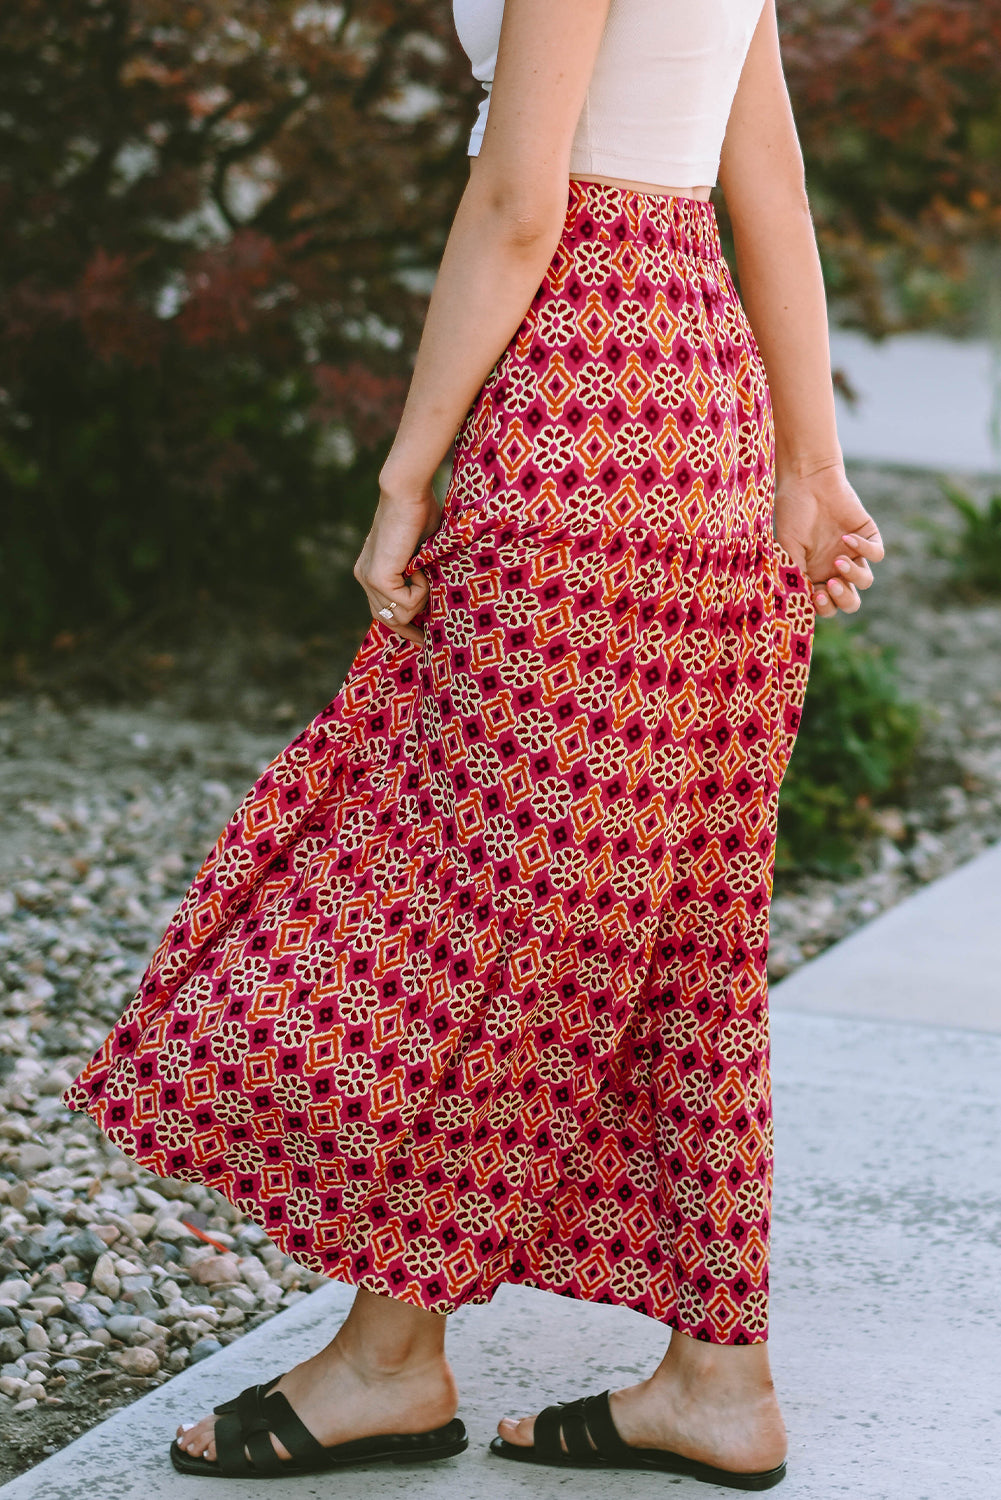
[64,0,882,1487]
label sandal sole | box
[169,1431,468,1478]
[490,1436,786,1491]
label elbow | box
[468,163,567,252]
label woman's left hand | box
[353,481,441,644]
[773,462,884,618]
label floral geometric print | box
[65,180,814,1345]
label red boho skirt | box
[65,181,815,1344]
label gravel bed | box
[0,461,999,1478]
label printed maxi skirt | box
[65,181,815,1345]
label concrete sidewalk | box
[3,852,1000,1499]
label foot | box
[497,1369,787,1476]
[175,1336,458,1467]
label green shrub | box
[940,482,1001,597]
[776,623,922,876]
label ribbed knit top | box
[452,0,764,187]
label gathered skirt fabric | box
[65,180,814,1344]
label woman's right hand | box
[773,462,884,619]
[353,480,442,645]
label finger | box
[831,554,874,591]
[825,576,861,614]
[812,586,838,619]
[364,569,430,622]
[840,529,884,565]
[363,590,425,645]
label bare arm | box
[718,0,883,615]
[355,0,613,641]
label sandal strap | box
[533,1403,569,1462]
[214,1410,257,1477]
[259,1389,329,1467]
[580,1391,632,1461]
[213,1374,282,1418]
[554,1398,597,1462]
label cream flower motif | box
[538,1243,576,1285]
[514,709,554,752]
[609,1257,650,1299]
[536,1045,574,1083]
[577,668,616,713]
[175,973,213,1014]
[568,608,612,650]
[591,1011,616,1052]
[285,1131,320,1166]
[106,1058,138,1097]
[503,365,539,411]
[613,300,648,347]
[577,361,616,408]
[536,297,578,345]
[680,1069,713,1113]
[341,980,379,1026]
[292,834,327,873]
[295,942,336,985]
[211,1021,249,1063]
[450,673,482,717]
[454,1192,494,1235]
[271,1073,312,1110]
[550,1106,579,1148]
[677,1282,708,1327]
[741,1289,769,1333]
[550,847,586,890]
[719,1018,755,1064]
[727,849,764,894]
[401,950,433,991]
[215,1090,254,1126]
[286,1187,320,1228]
[496,589,541,629]
[157,1038,189,1082]
[650,743,688,789]
[215,846,255,889]
[586,736,628,781]
[611,855,649,900]
[483,816,517,862]
[444,609,475,648]
[629,1150,659,1193]
[429,770,456,815]
[498,651,545,688]
[566,484,606,532]
[158,1110,195,1149]
[656,1113,680,1155]
[735,1178,767,1222]
[272,745,312,785]
[705,1239,741,1280]
[737,421,761,469]
[433,1094,473,1130]
[598,1092,626,1130]
[705,1127,738,1175]
[574,241,613,285]
[332,1052,378,1097]
[336,1121,379,1157]
[652,362,687,407]
[534,425,577,474]
[704,793,739,838]
[687,424,718,472]
[564,551,605,592]
[229,1139,265,1174]
[387,1177,427,1214]
[530,777,573,822]
[402,1235,443,1277]
[674,1176,707,1218]
[613,422,654,468]
[577,952,611,988]
[339,807,376,851]
[466,743,502,783]
[586,1197,622,1238]
[488,1089,522,1129]
[421,694,443,739]
[275,1008,315,1049]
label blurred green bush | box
[777,624,922,876]
[939,482,1001,597]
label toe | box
[497,1414,535,1447]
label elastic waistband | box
[566,176,722,261]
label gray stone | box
[113,1346,160,1377]
[53,1358,82,1374]
[0,1306,19,1328]
[66,1301,105,1332]
[67,1230,106,1265]
[0,1279,32,1305]
[105,1315,142,1339]
[14,1143,51,1176]
[0,1332,26,1363]
[89,1253,120,1300]
[24,1324,49,1352]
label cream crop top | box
[452,0,764,187]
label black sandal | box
[169,1374,468,1478]
[489,1390,786,1491]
